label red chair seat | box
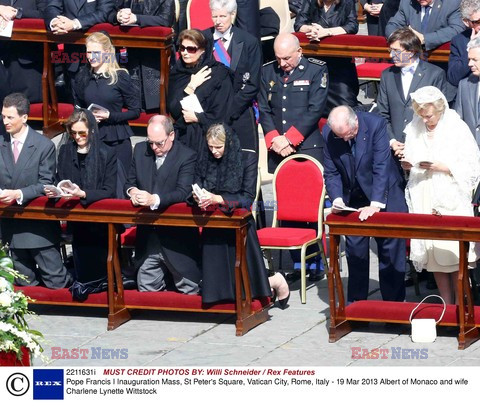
[356,62,393,79]
[121,226,137,247]
[257,227,317,247]
[318,117,327,132]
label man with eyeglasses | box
[448,0,480,87]
[124,115,201,294]
[377,27,447,160]
[0,93,72,289]
[322,106,407,303]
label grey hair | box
[461,0,480,19]
[327,105,357,129]
[467,35,480,51]
[209,0,237,13]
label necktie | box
[12,140,20,163]
[421,6,431,34]
[213,38,231,67]
[283,71,290,83]
[402,65,416,75]
[156,156,165,169]
[350,138,356,158]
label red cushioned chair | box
[356,62,393,96]
[256,154,328,303]
[186,0,214,30]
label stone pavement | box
[29,253,480,367]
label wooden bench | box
[9,19,174,137]
[326,212,480,350]
[294,32,450,63]
[1,197,270,336]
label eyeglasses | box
[179,45,199,54]
[70,131,88,137]
[466,17,480,25]
[147,138,168,148]
[388,48,405,54]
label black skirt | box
[200,217,272,304]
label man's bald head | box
[274,33,302,72]
[327,106,359,141]
[147,115,175,156]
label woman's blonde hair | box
[206,123,227,144]
[85,32,128,85]
[412,98,446,117]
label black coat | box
[108,0,175,111]
[294,0,360,114]
[202,26,262,151]
[360,0,385,36]
[108,0,174,27]
[378,0,400,36]
[125,140,202,284]
[57,139,117,282]
[167,54,234,153]
[0,0,46,103]
[72,69,141,143]
[194,150,271,303]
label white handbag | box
[409,295,446,343]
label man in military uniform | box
[258,33,328,173]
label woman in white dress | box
[402,86,480,304]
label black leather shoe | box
[308,270,325,282]
[286,270,301,283]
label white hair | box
[210,0,237,13]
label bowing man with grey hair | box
[322,106,407,303]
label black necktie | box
[421,6,431,34]
[350,138,356,158]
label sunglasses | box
[179,45,199,54]
[70,131,88,137]
[465,17,480,25]
[147,138,168,148]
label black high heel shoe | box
[278,292,290,310]
[269,272,290,310]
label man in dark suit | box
[447,0,480,88]
[455,36,480,147]
[322,106,407,302]
[386,0,464,51]
[235,0,260,40]
[203,0,262,152]
[0,0,46,103]
[377,27,447,160]
[0,93,71,288]
[259,33,328,173]
[45,0,113,33]
[125,115,200,294]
